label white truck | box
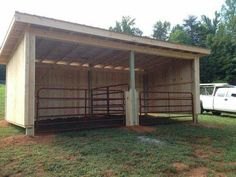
[200,83,236,115]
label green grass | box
[0,84,5,119]
[0,114,236,177]
[0,124,24,138]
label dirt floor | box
[0,134,54,148]
[0,120,9,128]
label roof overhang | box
[0,11,211,64]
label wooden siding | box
[147,60,193,113]
[6,37,26,127]
[35,64,143,120]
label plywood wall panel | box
[147,60,193,114]
[35,64,143,120]
[6,38,26,127]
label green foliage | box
[182,15,203,46]
[0,65,5,81]
[221,0,236,37]
[169,25,192,44]
[167,0,236,84]
[0,125,24,138]
[152,21,171,41]
[109,16,143,36]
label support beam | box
[42,42,61,59]
[58,45,80,60]
[143,72,149,115]
[26,127,34,136]
[88,64,93,116]
[25,31,36,135]
[192,57,200,124]
[128,51,138,125]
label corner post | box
[25,30,36,136]
[192,57,200,124]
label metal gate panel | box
[35,84,128,133]
[139,91,194,125]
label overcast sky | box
[0,0,225,44]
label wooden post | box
[106,86,110,115]
[25,31,35,136]
[192,57,200,124]
[88,64,93,116]
[129,51,138,125]
[143,72,148,115]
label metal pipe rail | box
[36,87,89,120]
[92,87,126,116]
[92,83,129,91]
[36,84,128,120]
[139,91,194,120]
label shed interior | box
[34,37,194,133]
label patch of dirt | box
[195,149,209,159]
[215,172,227,177]
[123,126,156,133]
[223,162,236,166]
[216,161,236,167]
[35,165,47,176]
[122,164,135,172]
[197,137,212,144]
[0,135,54,148]
[100,170,116,177]
[192,141,223,161]
[186,167,209,177]
[4,160,19,169]
[185,167,226,177]
[0,120,9,128]
[66,155,77,161]
[172,162,189,171]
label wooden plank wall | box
[35,64,143,120]
[5,37,26,127]
[147,60,193,114]
[35,59,193,119]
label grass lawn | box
[0,114,236,177]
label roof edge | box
[0,15,16,56]
[14,11,210,55]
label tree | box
[221,0,236,39]
[154,0,236,84]
[183,16,202,46]
[200,12,221,47]
[169,25,192,44]
[201,0,236,84]
[201,12,220,36]
[0,65,6,81]
[152,21,171,41]
[109,16,143,36]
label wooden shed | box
[0,12,210,135]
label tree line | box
[109,0,236,84]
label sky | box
[0,0,225,44]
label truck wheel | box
[212,111,221,116]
